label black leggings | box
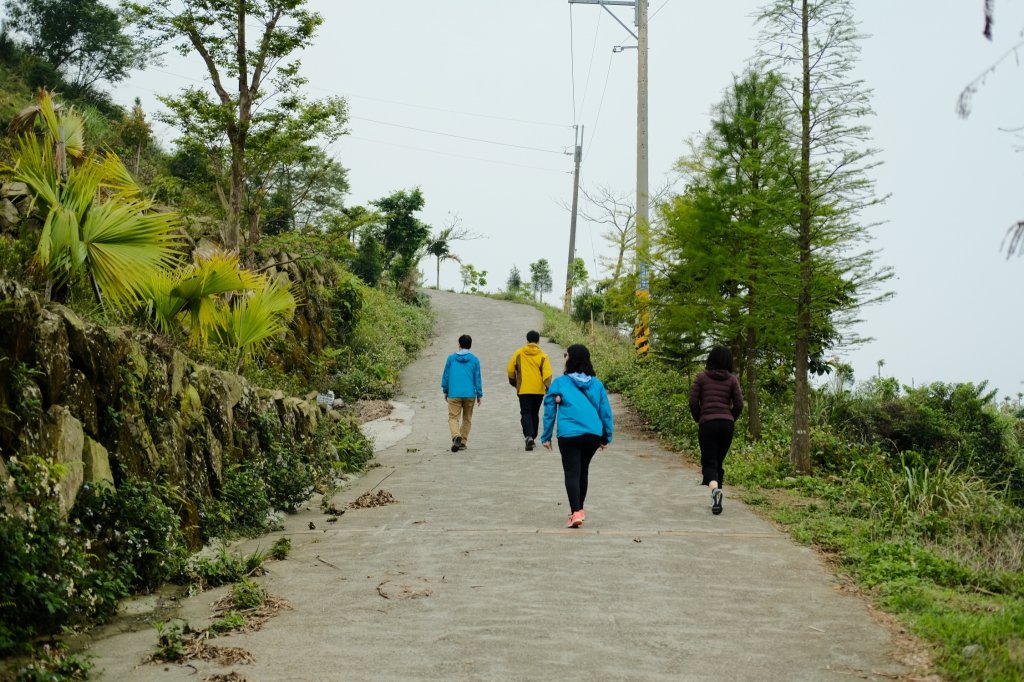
[698,419,734,488]
[518,394,544,439]
[558,433,602,512]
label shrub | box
[71,480,189,592]
[0,457,126,655]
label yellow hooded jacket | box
[507,343,553,395]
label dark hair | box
[564,344,596,376]
[706,346,733,372]
[526,330,540,343]
[458,334,472,349]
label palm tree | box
[2,89,180,306]
[421,215,480,289]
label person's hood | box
[567,372,593,386]
[521,343,542,356]
[454,350,474,362]
[706,369,732,381]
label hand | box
[443,394,448,402]
[476,397,482,406]
[554,395,561,404]
[542,441,552,450]
[598,444,607,451]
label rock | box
[34,308,71,406]
[168,351,188,398]
[2,181,27,198]
[305,390,318,401]
[40,406,85,514]
[332,398,345,410]
[82,436,114,488]
[961,645,981,659]
[64,368,99,435]
[0,198,18,226]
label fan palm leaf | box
[170,252,263,346]
[219,273,298,369]
[80,200,182,306]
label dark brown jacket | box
[689,369,744,424]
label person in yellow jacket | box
[507,330,553,451]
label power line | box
[350,116,567,155]
[578,10,604,116]
[651,0,671,20]
[569,5,578,124]
[586,51,615,156]
[346,135,570,174]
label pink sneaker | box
[580,508,586,522]
[568,511,584,528]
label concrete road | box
[86,290,909,681]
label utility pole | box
[567,0,649,354]
[564,125,583,314]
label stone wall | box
[0,279,338,544]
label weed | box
[153,621,190,663]
[13,643,93,681]
[270,537,291,560]
[231,578,265,610]
[180,545,265,592]
[208,611,248,636]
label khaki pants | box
[447,397,475,442]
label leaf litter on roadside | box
[349,489,397,509]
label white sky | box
[117,1,1024,400]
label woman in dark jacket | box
[688,347,744,515]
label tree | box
[657,69,798,439]
[567,256,588,291]
[4,0,147,90]
[422,214,479,289]
[118,97,153,176]
[505,265,523,294]
[126,0,347,252]
[579,185,636,282]
[529,258,553,303]
[758,0,892,471]
[459,263,487,294]
[370,188,430,286]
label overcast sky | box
[118,0,1024,400]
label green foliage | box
[179,545,265,592]
[270,537,292,560]
[4,0,147,90]
[0,457,125,655]
[152,620,189,662]
[13,643,93,681]
[200,464,273,540]
[71,479,189,592]
[207,610,247,636]
[370,188,430,286]
[231,577,266,610]
[540,301,1024,680]
[528,259,553,302]
[458,263,487,294]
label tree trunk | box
[790,0,813,474]
[226,142,244,252]
[436,257,441,289]
[745,319,762,441]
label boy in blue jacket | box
[541,343,614,527]
[441,334,483,452]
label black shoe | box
[525,437,535,451]
[458,441,467,451]
[711,488,723,515]
[452,436,462,452]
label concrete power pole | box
[567,0,649,354]
[564,125,583,314]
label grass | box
[539,305,1024,681]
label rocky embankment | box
[0,278,342,545]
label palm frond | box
[219,273,298,367]
[80,201,183,306]
[170,252,262,346]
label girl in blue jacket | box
[541,344,614,528]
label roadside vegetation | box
[543,306,1024,682]
[0,1,437,677]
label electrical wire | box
[585,51,615,156]
[346,135,571,174]
[349,116,567,155]
[568,5,578,125]
[651,0,671,20]
[578,10,604,115]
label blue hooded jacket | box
[541,373,614,444]
[441,350,483,399]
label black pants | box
[518,394,544,439]
[558,433,602,512]
[698,419,735,487]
